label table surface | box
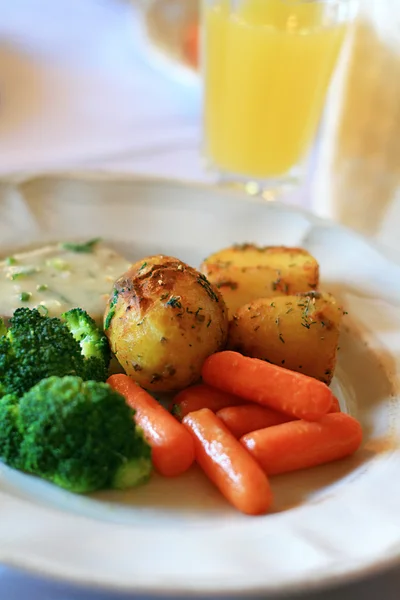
[1,1,400,599]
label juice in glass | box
[203,0,349,180]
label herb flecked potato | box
[104,255,228,392]
[228,291,345,385]
[200,244,319,318]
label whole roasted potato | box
[104,255,228,392]
[228,291,344,385]
[201,244,319,319]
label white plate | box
[134,0,200,86]
[0,174,400,597]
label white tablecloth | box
[0,1,400,598]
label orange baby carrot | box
[329,396,341,413]
[216,404,295,439]
[241,413,362,475]
[202,351,333,421]
[107,374,195,477]
[182,408,273,515]
[171,383,244,421]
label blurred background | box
[0,0,399,241]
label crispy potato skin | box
[228,291,344,385]
[104,255,228,392]
[201,245,319,319]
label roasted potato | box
[104,255,228,392]
[228,291,344,384]
[201,244,319,318]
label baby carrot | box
[182,408,273,515]
[241,413,362,475]
[107,374,195,477]
[329,396,341,413]
[202,351,333,421]
[171,383,244,421]
[216,404,295,439]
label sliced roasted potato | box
[228,291,344,385]
[201,244,319,318]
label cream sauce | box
[0,242,131,324]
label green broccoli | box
[61,308,111,381]
[0,394,23,469]
[0,376,152,493]
[0,308,110,398]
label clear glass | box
[201,0,357,199]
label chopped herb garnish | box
[46,258,70,271]
[5,256,17,266]
[137,319,144,326]
[207,318,212,328]
[133,363,143,372]
[286,307,293,314]
[272,278,289,294]
[254,325,260,332]
[104,288,119,330]
[171,404,182,419]
[10,267,39,280]
[197,273,219,302]
[279,333,285,343]
[37,284,48,292]
[61,238,101,253]
[37,305,49,317]
[215,280,238,291]
[160,293,169,301]
[19,292,31,302]
[139,262,147,271]
[270,302,276,308]
[166,296,182,309]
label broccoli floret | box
[0,308,110,397]
[62,308,110,381]
[0,376,152,493]
[0,394,23,468]
[0,318,6,337]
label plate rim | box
[0,172,400,597]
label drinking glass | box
[201,0,357,199]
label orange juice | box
[203,0,348,178]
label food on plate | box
[0,239,131,322]
[107,374,195,477]
[171,383,244,421]
[228,291,344,385]
[202,351,333,421]
[216,404,295,439]
[0,376,152,492]
[182,408,273,515]
[0,307,110,397]
[329,396,341,413]
[104,255,228,392]
[241,413,363,475]
[201,244,319,318]
[0,237,361,512]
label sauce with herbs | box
[0,241,131,323]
